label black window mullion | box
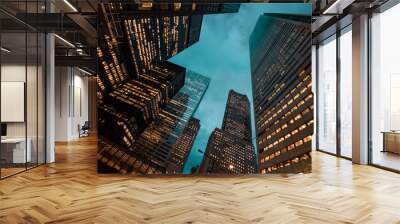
[24,0,28,171]
[367,11,373,165]
[0,21,2,179]
[336,29,341,157]
[36,0,39,168]
[315,44,320,151]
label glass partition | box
[1,31,28,177]
[370,3,400,171]
[316,24,353,159]
[0,1,46,179]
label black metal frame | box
[316,0,400,172]
[367,10,373,166]
[315,23,353,162]
[0,0,47,180]
[336,27,341,158]
[0,15,2,179]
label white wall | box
[1,65,42,138]
[1,65,26,138]
[55,66,89,141]
[73,73,89,137]
[55,66,70,141]
[1,63,46,164]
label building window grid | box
[258,69,313,172]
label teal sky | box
[169,3,312,174]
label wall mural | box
[97,3,313,175]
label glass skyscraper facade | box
[169,117,201,173]
[250,13,313,174]
[131,71,209,174]
[98,71,209,174]
[199,90,257,174]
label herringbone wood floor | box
[1,136,400,224]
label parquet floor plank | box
[1,136,400,223]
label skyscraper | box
[100,3,240,80]
[167,117,201,173]
[199,90,257,174]
[249,13,313,174]
[98,71,210,174]
[222,90,252,142]
[98,62,186,149]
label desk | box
[1,138,31,164]
[382,131,400,154]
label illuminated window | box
[303,136,312,143]
[295,140,303,147]
[139,2,153,10]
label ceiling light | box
[322,0,349,15]
[77,67,93,76]
[54,34,75,48]
[63,0,78,12]
[1,47,11,53]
